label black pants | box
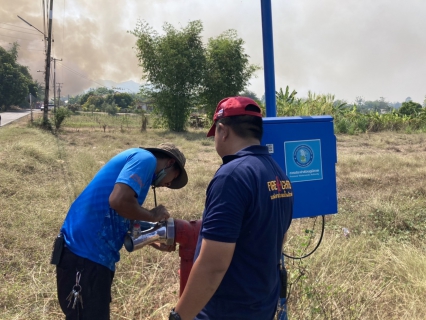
[56,247,115,320]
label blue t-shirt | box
[61,148,156,271]
[194,145,293,320]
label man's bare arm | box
[175,239,235,320]
[109,183,169,222]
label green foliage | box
[201,30,259,118]
[31,116,53,131]
[106,92,134,109]
[94,87,114,96]
[354,97,395,114]
[53,107,72,130]
[132,20,258,131]
[239,90,260,102]
[0,43,37,110]
[68,94,82,104]
[277,86,298,106]
[82,95,104,111]
[275,87,426,134]
[67,104,80,113]
[276,89,337,117]
[35,80,44,102]
[80,91,134,113]
[132,20,206,132]
[105,103,119,115]
[399,101,423,117]
[79,87,114,105]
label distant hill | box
[96,80,142,93]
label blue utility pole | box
[261,4,287,319]
[260,0,277,117]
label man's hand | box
[110,184,170,222]
[150,242,176,252]
[149,204,170,221]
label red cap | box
[206,96,262,137]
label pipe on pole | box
[260,0,277,117]
[53,58,56,113]
[43,0,53,122]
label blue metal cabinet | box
[262,116,338,219]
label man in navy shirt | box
[172,97,293,320]
[55,143,188,320]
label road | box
[0,109,41,127]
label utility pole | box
[53,59,56,113]
[16,13,51,123]
[43,0,54,123]
[52,57,62,113]
[29,94,33,122]
[57,83,63,108]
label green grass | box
[1,115,426,319]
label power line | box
[0,33,44,41]
[0,26,41,36]
[0,39,45,50]
[58,62,106,87]
[0,23,39,31]
[20,48,46,52]
[17,15,45,37]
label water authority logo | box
[293,145,314,167]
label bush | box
[67,104,80,113]
[53,107,71,130]
[335,118,349,134]
[105,104,118,116]
[31,116,50,130]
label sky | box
[1,0,425,104]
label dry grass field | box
[0,114,425,319]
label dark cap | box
[143,143,188,189]
[206,96,262,137]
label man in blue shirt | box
[171,97,293,320]
[55,143,188,320]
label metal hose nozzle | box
[124,218,175,252]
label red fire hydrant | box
[124,218,203,296]
[173,219,202,296]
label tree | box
[80,90,95,105]
[132,21,258,131]
[399,100,422,117]
[240,90,260,102]
[107,92,133,109]
[95,87,114,96]
[35,80,45,102]
[201,30,259,117]
[53,107,71,130]
[354,96,365,108]
[68,94,82,105]
[0,43,37,110]
[82,95,104,111]
[105,103,118,115]
[132,20,206,132]
[80,87,115,105]
[361,98,391,113]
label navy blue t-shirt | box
[194,145,293,320]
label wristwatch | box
[169,308,182,320]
